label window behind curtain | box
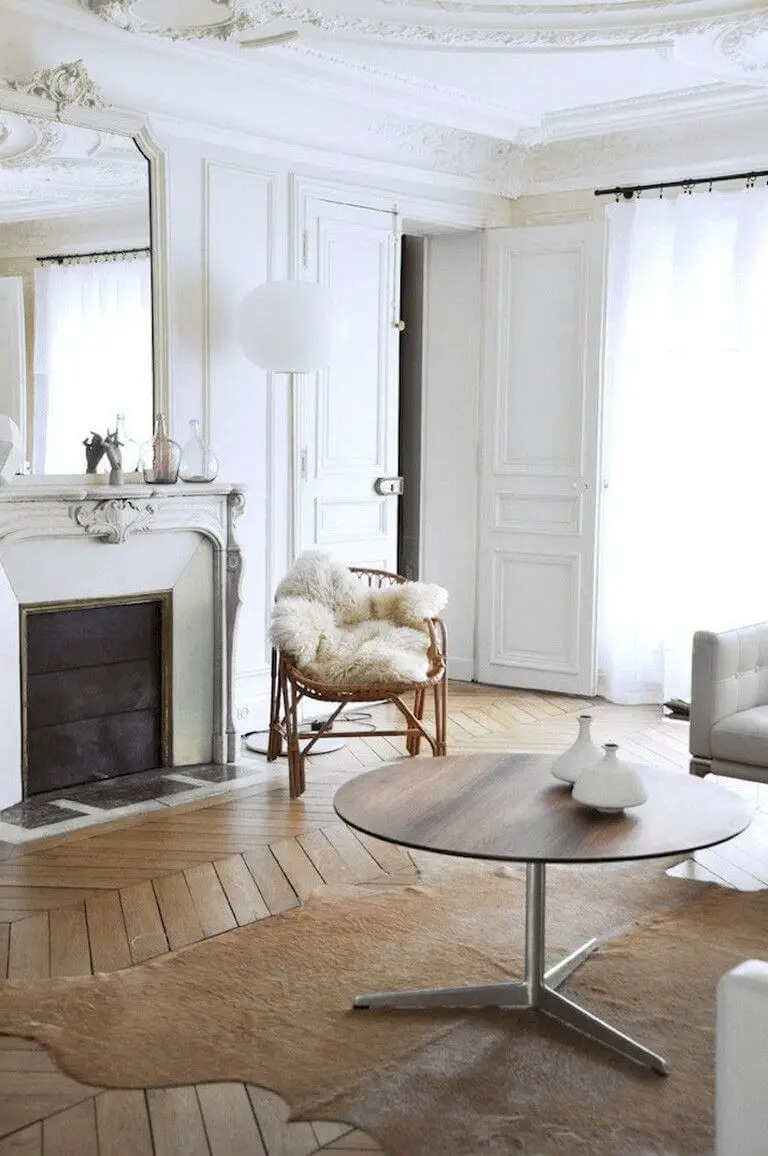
[598,190,768,705]
[33,255,153,474]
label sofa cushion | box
[711,707,768,768]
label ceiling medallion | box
[82,0,765,49]
[84,0,254,41]
[7,60,106,117]
[0,114,65,167]
[673,16,768,81]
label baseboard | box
[448,657,474,681]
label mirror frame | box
[0,66,170,470]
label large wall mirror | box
[0,108,154,475]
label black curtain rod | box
[36,246,150,265]
[594,168,768,199]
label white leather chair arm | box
[690,624,768,759]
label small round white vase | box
[572,743,649,814]
[550,714,602,786]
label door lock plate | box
[374,476,404,496]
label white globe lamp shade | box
[0,414,22,484]
[236,280,348,373]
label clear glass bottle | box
[115,413,140,473]
[140,414,181,485]
[178,419,218,483]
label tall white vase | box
[572,743,649,814]
[550,714,602,785]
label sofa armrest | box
[691,624,768,759]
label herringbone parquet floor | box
[0,683,765,1155]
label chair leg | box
[407,688,426,756]
[267,650,283,762]
[286,677,306,798]
[434,677,448,756]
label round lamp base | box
[243,730,345,757]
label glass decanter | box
[140,414,181,485]
[114,413,140,473]
[178,419,219,483]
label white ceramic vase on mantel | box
[550,714,602,785]
[572,743,649,814]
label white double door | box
[294,198,401,573]
[476,221,607,696]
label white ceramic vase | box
[550,714,602,785]
[572,743,649,814]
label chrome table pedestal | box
[353,861,667,1076]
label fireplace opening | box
[20,593,172,797]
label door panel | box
[297,199,400,572]
[477,222,607,694]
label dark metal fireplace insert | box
[20,593,172,797]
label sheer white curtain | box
[33,255,152,473]
[598,188,768,704]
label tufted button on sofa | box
[690,623,768,783]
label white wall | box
[421,231,483,681]
[155,138,510,727]
[0,8,515,728]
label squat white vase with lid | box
[572,743,649,814]
[550,714,602,785]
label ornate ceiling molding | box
[284,42,531,121]
[6,60,106,117]
[368,115,525,192]
[81,0,765,50]
[674,17,768,81]
[0,114,64,167]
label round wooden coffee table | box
[333,751,752,1075]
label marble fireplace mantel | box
[0,478,245,810]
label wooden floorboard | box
[0,683,761,1153]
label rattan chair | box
[267,566,448,797]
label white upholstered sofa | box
[690,623,768,784]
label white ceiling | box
[3,0,768,198]
[72,0,768,148]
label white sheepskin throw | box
[271,550,448,685]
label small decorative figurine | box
[83,432,106,474]
[83,421,124,485]
[103,428,123,486]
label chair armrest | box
[425,617,448,680]
[691,624,768,759]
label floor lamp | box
[236,279,349,757]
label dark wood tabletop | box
[333,752,753,864]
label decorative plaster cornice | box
[80,0,765,50]
[368,116,525,193]
[537,80,768,142]
[522,101,768,193]
[6,60,106,117]
[281,42,534,126]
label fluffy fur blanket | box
[271,550,448,685]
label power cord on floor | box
[307,704,387,734]
[243,703,388,742]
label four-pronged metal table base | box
[352,861,668,1076]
